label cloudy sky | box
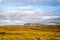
[0,0,60,25]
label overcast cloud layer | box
[0,0,60,25]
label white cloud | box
[2,0,60,5]
[0,20,25,25]
[0,4,60,25]
[0,12,60,25]
[4,6,41,14]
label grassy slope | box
[0,25,60,40]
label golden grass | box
[0,25,60,40]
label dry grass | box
[0,25,60,40]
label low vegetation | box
[0,25,60,40]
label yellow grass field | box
[0,25,60,40]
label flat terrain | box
[0,25,60,40]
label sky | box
[0,0,60,25]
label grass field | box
[0,25,60,40]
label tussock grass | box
[0,25,60,40]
